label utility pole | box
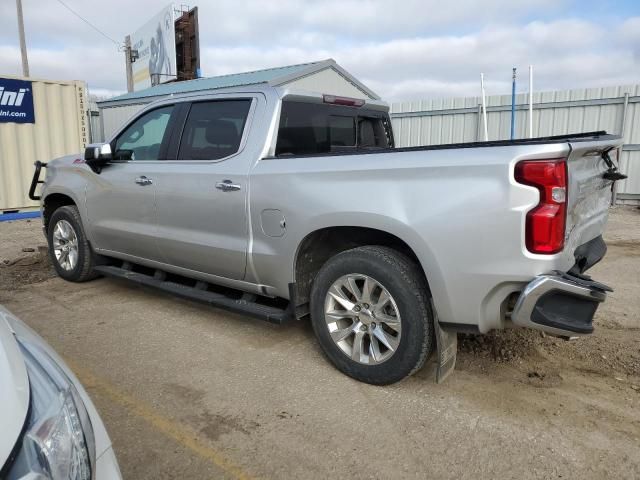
[124,35,134,92]
[16,0,30,77]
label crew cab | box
[29,84,625,384]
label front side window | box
[178,100,252,160]
[275,101,392,156]
[114,105,174,160]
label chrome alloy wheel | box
[324,274,402,365]
[52,219,79,271]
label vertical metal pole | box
[125,35,134,93]
[528,65,533,138]
[476,104,482,141]
[510,67,516,140]
[86,108,94,143]
[480,73,489,141]
[16,0,29,77]
[99,111,105,143]
[611,92,630,206]
[620,92,629,137]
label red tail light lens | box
[515,159,568,254]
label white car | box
[0,306,122,479]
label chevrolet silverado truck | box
[29,84,626,384]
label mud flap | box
[432,300,457,383]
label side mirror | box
[84,143,112,173]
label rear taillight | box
[515,158,568,254]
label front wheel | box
[310,246,435,385]
[47,205,100,282]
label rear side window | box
[275,101,392,156]
[178,100,252,160]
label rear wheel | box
[310,246,434,385]
[47,205,100,282]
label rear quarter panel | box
[249,142,574,332]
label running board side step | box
[94,265,293,325]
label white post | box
[480,73,489,141]
[528,65,533,138]
[16,0,29,77]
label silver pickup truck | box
[29,84,626,384]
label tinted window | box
[178,100,252,160]
[114,106,174,160]
[276,101,391,156]
[358,116,389,148]
[329,115,355,147]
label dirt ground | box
[1,208,639,479]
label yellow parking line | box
[67,360,254,480]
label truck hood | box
[0,308,30,468]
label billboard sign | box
[130,4,177,91]
[0,77,35,124]
[175,7,200,82]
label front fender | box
[41,156,92,242]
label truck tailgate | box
[565,136,624,259]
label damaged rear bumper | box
[511,271,612,336]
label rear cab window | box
[275,100,393,157]
[177,99,252,160]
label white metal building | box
[97,59,379,141]
[390,85,640,204]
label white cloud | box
[0,1,638,101]
[0,44,125,91]
[198,18,640,100]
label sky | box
[0,0,639,102]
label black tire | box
[310,246,435,385]
[47,205,100,282]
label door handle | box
[135,176,153,186]
[215,180,241,192]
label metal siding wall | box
[283,69,371,99]
[617,89,640,199]
[391,84,640,200]
[89,112,102,143]
[87,98,102,143]
[0,78,87,211]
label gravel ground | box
[0,207,639,479]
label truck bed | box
[264,131,618,159]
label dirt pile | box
[0,247,55,293]
[458,325,640,380]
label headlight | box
[5,340,95,480]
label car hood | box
[0,307,30,467]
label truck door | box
[85,105,177,262]
[152,97,258,280]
